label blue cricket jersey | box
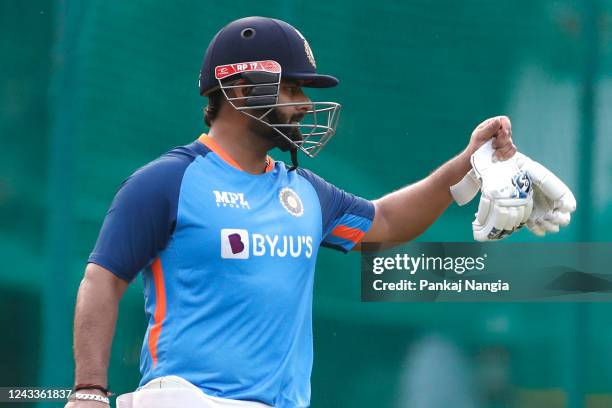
[89,134,374,407]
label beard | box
[249,108,304,152]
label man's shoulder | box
[154,139,211,168]
[140,139,211,174]
[292,166,334,192]
[120,139,211,195]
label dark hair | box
[204,90,224,127]
[205,76,251,127]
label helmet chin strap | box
[289,148,299,172]
[266,128,299,171]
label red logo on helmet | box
[215,60,281,80]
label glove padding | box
[470,141,533,241]
[513,152,576,236]
[450,141,576,240]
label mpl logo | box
[220,229,313,259]
[213,190,250,209]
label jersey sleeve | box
[297,168,375,253]
[88,153,192,281]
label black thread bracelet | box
[73,384,112,396]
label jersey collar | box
[198,134,275,173]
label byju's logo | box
[213,191,250,209]
[220,229,314,259]
[220,229,250,259]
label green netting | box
[1,0,611,407]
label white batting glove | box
[450,142,576,240]
[513,152,576,236]
[473,141,533,241]
[451,141,533,241]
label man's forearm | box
[73,264,126,388]
[362,116,515,245]
[372,149,471,243]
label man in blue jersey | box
[66,16,520,408]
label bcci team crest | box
[303,40,316,68]
[294,28,316,68]
[279,187,304,217]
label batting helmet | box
[198,16,342,166]
[199,16,339,96]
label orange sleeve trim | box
[148,258,167,367]
[331,225,366,244]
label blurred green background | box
[1,0,611,407]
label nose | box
[295,91,311,113]
[296,103,309,114]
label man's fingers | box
[557,211,571,227]
[539,219,560,233]
[527,220,546,236]
[473,117,502,141]
[557,193,577,213]
[492,124,511,148]
[488,116,515,160]
[494,142,517,160]
[546,210,571,227]
[492,131,512,150]
[500,116,512,133]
